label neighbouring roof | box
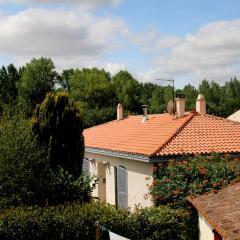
[84,111,240,159]
[189,182,240,240]
[228,110,240,123]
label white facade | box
[198,214,214,240]
[85,152,153,209]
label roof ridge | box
[150,112,197,157]
[204,113,240,125]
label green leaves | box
[150,155,237,208]
[32,92,84,178]
[0,202,196,240]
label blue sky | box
[0,0,240,88]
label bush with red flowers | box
[150,154,238,208]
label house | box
[83,94,240,209]
[188,182,240,240]
[227,109,240,123]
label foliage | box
[0,108,42,207]
[69,68,114,109]
[0,64,20,111]
[150,155,237,208]
[0,202,197,240]
[112,70,141,114]
[32,92,84,178]
[17,57,58,114]
[0,108,91,207]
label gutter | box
[86,147,240,163]
[85,147,150,162]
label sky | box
[0,0,240,88]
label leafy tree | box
[0,64,19,109]
[112,71,141,113]
[224,77,240,116]
[182,84,198,111]
[32,92,84,177]
[18,57,58,114]
[150,86,166,113]
[0,108,43,206]
[69,68,114,109]
[59,68,75,91]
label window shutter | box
[116,166,128,208]
[82,158,90,173]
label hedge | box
[0,201,197,240]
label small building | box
[228,109,240,123]
[189,182,240,240]
[83,94,240,209]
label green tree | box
[182,84,198,111]
[69,68,114,109]
[0,108,43,206]
[18,57,58,114]
[32,92,84,177]
[112,71,141,113]
[0,64,19,109]
[224,77,240,116]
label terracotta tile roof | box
[84,112,240,157]
[189,182,240,240]
[84,113,194,156]
[158,114,240,156]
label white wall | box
[199,214,214,240]
[86,152,153,210]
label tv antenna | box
[155,78,175,115]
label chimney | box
[196,94,206,114]
[117,103,123,120]
[175,94,185,118]
[141,105,148,123]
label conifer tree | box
[32,92,84,178]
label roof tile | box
[84,112,240,157]
[189,182,240,240]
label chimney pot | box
[117,103,123,120]
[175,94,185,118]
[196,94,206,114]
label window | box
[115,166,128,208]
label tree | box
[0,64,19,109]
[18,57,58,114]
[0,108,43,206]
[182,84,198,111]
[32,92,84,178]
[112,71,141,113]
[150,86,166,113]
[69,68,114,109]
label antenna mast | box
[155,78,175,114]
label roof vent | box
[142,105,148,123]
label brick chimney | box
[196,94,206,114]
[117,103,123,120]
[175,94,185,118]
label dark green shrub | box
[150,155,237,208]
[0,108,91,208]
[0,202,197,240]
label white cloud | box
[0,0,121,9]
[103,62,126,75]
[153,19,240,83]
[0,7,127,70]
